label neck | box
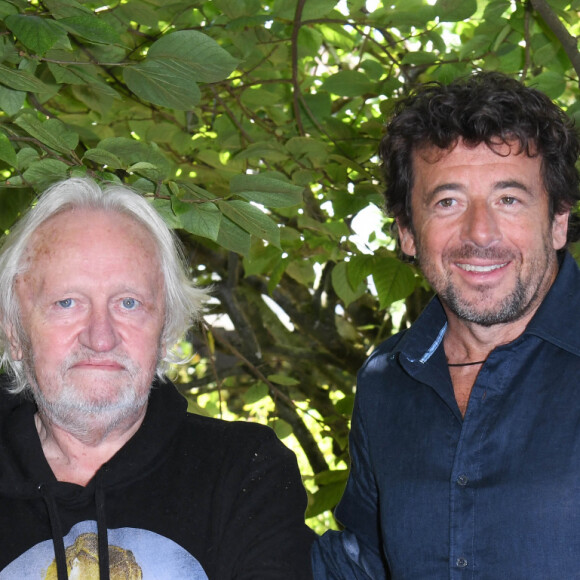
[442,305,538,366]
[35,407,147,486]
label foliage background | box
[1,0,579,533]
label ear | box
[551,211,569,251]
[397,218,417,257]
[5,325,23,361]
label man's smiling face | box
[397,140,569,327]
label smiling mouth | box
[457,262,508,273]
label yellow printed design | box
[45,533,142,580]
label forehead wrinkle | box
[18,209,165,304]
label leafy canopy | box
[1,0,579,530]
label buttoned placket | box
[448,361,495,579]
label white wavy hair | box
[0,177,208,394]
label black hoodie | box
[0,378,315,579]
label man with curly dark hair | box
[312,72,580,579]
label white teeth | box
[458,263,507,272]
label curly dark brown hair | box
[379,71,580,242]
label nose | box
[460,201,501,247]
[79,306,120,352]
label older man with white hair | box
[0,178,314,579]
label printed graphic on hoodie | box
[0,520,209,579]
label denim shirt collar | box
[394,251,580,365]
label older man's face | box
[14,209,165,435]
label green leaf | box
[16,147,39,171]
[172,199,222,241]
[335,395,355,416]
[0,85,25,116]
[97,138,170,176]
[146,30,239,83]
[271,419,293,439]
[56,15,121,45]
[435,0,477,21]
[243,244,282,276]
[0,188,35,230]
[458,34,491,59]
[4,15,67,55]
[149,198,182,230]
[306,479,348,518]
[268,374,300,386]
[218,200,280,247]
[14,115,78,155]
[347,254,373,289]
[530,71,566,100]
[0,1,18,19]
[126,161,164,180]
[332,261,366,306]
[124,59,202,110]
[286,259,315,286]
[216,215,251,256]
[400,51,438,66]
[230,174,303,207]
[43,0,93,18]
[21,159,69,187]
[321,70,374,97]
[82,148,123,169]
[371,255,416,309]
[0,64,50,93]
[242,382,269,404]
[273,0,338,19]
[124,30,238,110]
[383,5,435,27]
[533,41,559,67]
[0,132,17,166]
[234,141,289,162]
[315,469,350,486]
[266,256,287,295]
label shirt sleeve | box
[219,425,316,580]
[311,392,390,579]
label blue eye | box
[57,298,75,308]
[121,298,139,310]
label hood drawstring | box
[38,480,111,580]
[95,481,111,580]
[38,483,68,580]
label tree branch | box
[529,0,580,80]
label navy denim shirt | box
[312,252,580,579]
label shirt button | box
[457,474,469,486]
[456,557,468,568]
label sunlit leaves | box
[1,0,580,532]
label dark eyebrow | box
[494,179,531,193]
[425,183,463,204]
